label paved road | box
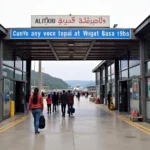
[0,97,150,150]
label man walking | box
[68,90,74,117]
[60,90,68,117]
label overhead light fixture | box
[68,42,74,46]
[113,24,118,28]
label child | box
[46,94,52,114]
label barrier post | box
[10,101,15,117]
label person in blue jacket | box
[50,91,53,98]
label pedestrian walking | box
[68,90,74,117]
[107,91,111,109]
[60,90,68,117]
[29,88,44,134]
[52,92,58,112]
[46,94,52,114]
[77,91,80,101]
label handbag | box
[39,113,45,129]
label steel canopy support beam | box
[84,40,95,60]
[47,40,59,60]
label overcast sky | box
[32,61,100,80]
[0,0,149,80]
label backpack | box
[39,114,45,129]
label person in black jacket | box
[25,90,30,113]
[107,91,111,109]
[60,90,68,117]
[52,92,58,112]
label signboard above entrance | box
[31,15,110,28]
[10,28,131,39]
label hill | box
[66,80,95,88]
[31,70,69,89]
[85,82,96,87]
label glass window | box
[129,55,140,67]
[112,75,115,82]
[111,63,115,75]
[147,78,150,98]
[3,65,14,78]
[147,61,150,73]
[96,86,100,98]
[97,71,100,80]
[121,55,128,70]
[23,72,26,81]
[15,70,22,80]
[129,65,140,78]
[130,79,140,112]
[146,36,150,60]
[146,101,150,120]
[119,60,121,71]
[3,44,14,67]
[108,66,110,76]
[3,79,14,116]
[122,70,128,79]
[102,78,105,84]
[23,61,26,72]
[112,83,115,106]
[103,69,105,78]
[119,72,122,80]
[15,56,22,70]
[108,76,111,82]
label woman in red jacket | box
[46,94,52,114]
[29,88,43,134]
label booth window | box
[3,44,14,68]
[121,55,128,70]
[129,55,140,68]
[129,65,140,78]
[15,56,22,71]
[23,61,26,72]
[23,72,26,81]
[3,65,14,79]
[122,70,128,79]
[111,63,115,75]
[108,66,110,76]
[15,70,22,80]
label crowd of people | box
[25,88,76,134]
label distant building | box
[31,86,49,93]
[87,86,96,93]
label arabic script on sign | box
[57,17,106,25]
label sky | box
[0,0,150,80]
[32,61,100,80]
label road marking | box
[95,104,150,135]
[0,115,30,133]
[0,115,29,130]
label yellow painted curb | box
[95,103,150,135]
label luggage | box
[39,114,45,129]
[71,108,75,113]
[67,107,75,114]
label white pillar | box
[38,61,42,94]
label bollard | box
[10,101,15,117]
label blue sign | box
[10,28,131,39]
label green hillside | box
[31,70,69,89]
